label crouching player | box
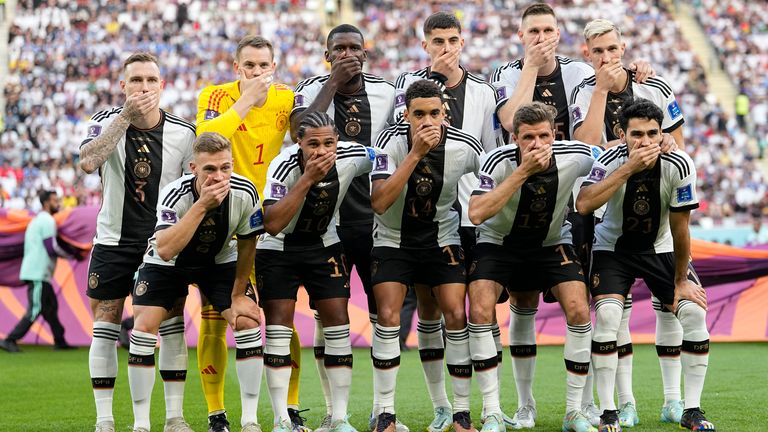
[128,132,266,432]
[257,112,375,432]
[576,99,714,432]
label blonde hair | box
[194,132,231,155]
[583,19,621,42]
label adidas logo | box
[541,89,553,98]
[203,218,216,226]
[137,144,150,153]
[201,364,218,375]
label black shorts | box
[338,223,375,314]
[589,251,700,306]
[255,243,351,304]
[461,227,509,304]
[132,262,247,312]
[468,243,585,300]
[568,211,595,283]
[370,245,466,288]
[86,244,146,300]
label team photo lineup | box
[11,0,764,431]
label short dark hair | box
[618,98,664,132]
[512,102,557,135]
[423,12,462,35]
[236,35,274,61]
[405,80,442,108]
[194,132,232,155]
[123,52,159,71]
[521,3,556,22]
[327,24,365,49]
[39,190,56,206]
[297,112,338,140]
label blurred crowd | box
[1,0,767,223]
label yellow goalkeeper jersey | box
[196,80,294,195]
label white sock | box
[369,313,379,415]
[372,324,400,415]
[159,316,187,420]
[469,322,500,416]
[616,296,635,406]
[90,321,120,424]
[234,327,264,426]
[265,325,293,424]
[592,298,622,412]
[654,298,683,403]
[582,369,595,408]
[128,330,158,430]
[508,304,537,408]
[446,326,472,413]
[418,319,450,409]
[565,322,592,413]
[677,301,710,409]
[324,324,353,422]
[491,322,503,403]
[314,313,333,415]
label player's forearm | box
[573,91,609,145]
[78,115,131,173]
[196,108,243,139]
[155,203,208,261]
[263,177,313,235]
[289,84,338,134]
[232,237,257,298]
[497,68,538,132]
[576,165,633,215]
[670,127,685,149]
[371,153,420,215]
[670,211,692,284]
[469,170,527,224]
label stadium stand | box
[1,0,766,224]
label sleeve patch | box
[87,125,102,138]
[586,167,606,183]
[204,110,219,120]
[271,183,287,199]
[492,113,501,131]
[250,208,264,228]
[366,147,376,161]
[479,175,495,190]
[571,106,583,123]
[591,146,603,159]
[395,93,406,107]
[294,94,305,106]
[375,154,388,171]
[667,100,682,120]
[676,184,693,202]
[160,210,177,224]
[496,86,507,100]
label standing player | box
[196,35,304,432]
[290,24,396,432]
[393,12,507,432]
[370,80,482,432]
[128,132,265,432]
[468,102,597,432]
[490,5,654,426]
[569,19,687,427]
[576,99,714,432]
[79,53,195,432]
[257,112,374,432]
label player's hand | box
[329,53,363,87]
[198,174,230,210]
[525,35,558,69]
[628,60,656,83]
[228,294,262,329]
[519,143,552,176]
[303,151,336,183]
[626,141,660,173]
[595,58,624,92]
[431,46,460,78]
[660,133,678,154]
[239,70,272,108]
[673,279,707,312]
[121,90,158,123]
[411,123,442,158]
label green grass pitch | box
[1,343,765,430]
